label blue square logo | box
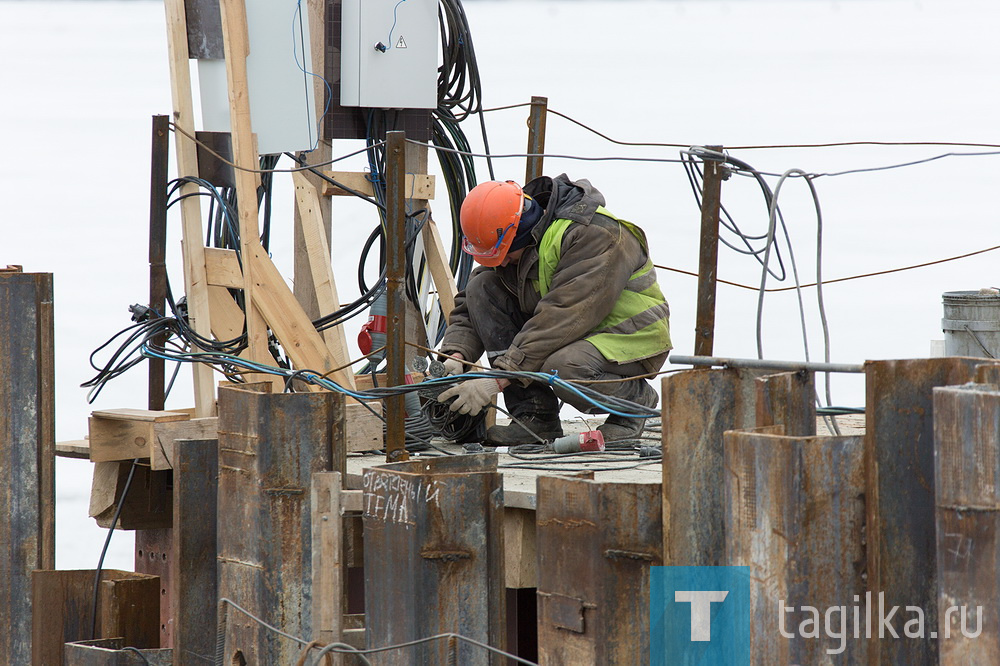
[650,566,752,665]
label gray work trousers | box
[464,269,666,416]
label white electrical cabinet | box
[340,0,438,109]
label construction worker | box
[437,175,672,444]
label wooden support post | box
[536,476,662,665]
[311,472,358,652]
[525,96,548,183]
[363,455,505,665]
[661,367,762,567]
[725,430,865,663]
[755,370,816,436]
[149,114,170,411]
[172,438,218,666]
[694,145,724,357]
[865,357,984,664]
[384,131,408,462]
[934,383,1000,663]
[218,0,270,368]
[163,0,217,417]
[0,270,55,665]
[217,384,344,665]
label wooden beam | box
[293,171,357,390]
[321,171,435,199]
[420,215,457,319]
[204,247,243,289]
[311,472,346,649]
[219,0,270,368]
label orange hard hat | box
[460,180,525,267]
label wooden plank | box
[503,508,537,589]
[218,0,269,367]
[163,0,216,417]
[204,247,243,289]
[56,439,91,459]
[31,570,160,666]
[150,417,219,471]
[293,170,356,390]
[321,171,435,199]
[0,271,55,665]
[420,215,458,319]
[207,285,246,343]
[88,463,173,530]
[172,439,219,666]
[311,472,346,649]
[88,409,189,464]
[345,401,384,452]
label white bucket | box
[942,290,1000,359]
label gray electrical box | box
[340,0,438,109]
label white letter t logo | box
[674,590,729,641]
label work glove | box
[438,377,502,415]
[442,357,465,376]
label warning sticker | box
[396,36,407,49]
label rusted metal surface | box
[32,570,160,666]
[934,384,1000,663]
[135,529,173,648]
[217,384,343,665]
[525,96,548,183]
[384,130,408,462]
[865,357,983,664]
[693,146,724,357]
[172,438,218,665]
[0,271,55,665]
[755,370,816,436]
[363,454,505,664]
[148,115,169,411]
[662,367,762,566]
[64,639,172,665]
[536,476,662,665]
[725,430,865,663]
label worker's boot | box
[485,383,563,445]
[597,380,658,442]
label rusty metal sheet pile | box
[725,430,865,663]
[536,476,662,665]
[0,271,55,665]
[217,384,342,665]
[755,370,816,436]
[363,454,505,665]
[934,383,1000,663]
[865,358,984,664]
[662,368,762,567]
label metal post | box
[0,269,55,665]
[865,358,984,664]
[934,383,1000,663]
[661,367,762,566]
[216,384,343,665]
[725,430,865,663]
[694,145,724,357]
[525,96,548,183]
[754,370,816,436]
[363,455,505,665]
[385,131,409,462]
[149,114,169,411]
[536,476,662,664]
[172,438,218,666]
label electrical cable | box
[90,459,140,640]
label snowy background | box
[1,0,997,569]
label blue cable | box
[386,0,409,51]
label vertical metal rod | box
[525,96,548,183]
[385,131,409,462]
[148,115,169,411]
[694,145,724,357]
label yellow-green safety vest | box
[536,206,672,363]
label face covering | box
[508,197,543,252]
